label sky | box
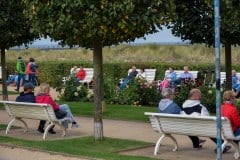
[25,27,184,48]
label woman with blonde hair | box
[36,83,79,133]
[221,90,240,138]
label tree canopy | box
[0,0,38,100]
[23,0,172,48]
[0,0,37,49]
[23,0,172,140]
[166,0,240,89]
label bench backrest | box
[72,68,93,83]
[128,68,156,82]
[0,101,58,122]
[164,70,198,79]
[144,112,236,139]
[220,72,240,85]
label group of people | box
[15,82,79,134]
[158,87,240,153]
[14,57,38,92]
[70,65,86,81]
[159,66,194,90]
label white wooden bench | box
[127,68,157,83]
[63,68,94,87]
[0,100,71,140]
[144,112,240,159]
[220,72,240,85]
[164,70,198,80]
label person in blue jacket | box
[158,88,181,114]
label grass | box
[0,124,156,160]
[0,101,157,122]
[59,101,157,122]
[7,44,240,64]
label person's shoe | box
[48,129,56,134]
[37,127,44,133]
[199,139,206,146]
[214,145,231,154]
[14,89,19,92]
[71,122,79,128]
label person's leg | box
[38,120,46,133]
[59,104,78,127]
[15,74,21,91]
[59,104,74,121]
[188,136,202,148]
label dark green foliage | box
[0,0,38,49]
[104,77,160,106]
[59,77,92,102]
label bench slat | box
[145,112,240,158]
[0,100,69,140]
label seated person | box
[119,66,138,90]
[232,70,240,97]
[160,67,177,89]
[70,65,78,78]
[76,66,86,81]
[36,83,79,134]
[180,66,193,81]
[16,82,35,103]
[158,88,181,114]
[7,72,18,86]
[182,88,231,152]
[136,68,146,79]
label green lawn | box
[60,101,158,122]
[0,102,157,122]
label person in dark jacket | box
[15,82,56,134]
[16,82,35,103]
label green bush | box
[104,77,160,106]
[59,77,93,102]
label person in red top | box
[36,83,79,133]
[221,90,240,137]
[76,66,86,81]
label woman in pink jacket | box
[221,90,240,138]
[36,83,79,133]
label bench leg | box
[17,118,28,133]
[43,123,54,140]
[154,134,165,155]
[167,134,178,151]
[6,118,16,134]
[6,118,28,134]
[154,134,178,155]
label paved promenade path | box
[0,85,234,160]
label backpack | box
[30,63,37,72]
[20,61,25,72]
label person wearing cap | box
[15,82,56,134]
[16,82,35,103]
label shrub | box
[59,77,93,102]
[104,77,160,106]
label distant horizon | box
[11,27,188,49]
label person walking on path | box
[26,57,38,86]
[15,56,26,92]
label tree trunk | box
[1,48,8,100]
[93,42,104,140]
[224,43,232,90]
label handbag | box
[55,109,67,119]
